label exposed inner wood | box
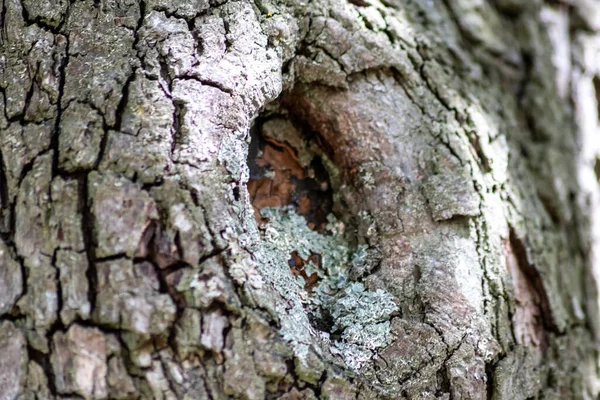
[247,120,333,231]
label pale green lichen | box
[329,283,398,330]
[260,206,351,291]
[256,206,397,372]
[350,244,369,274]
[328,283,397,370]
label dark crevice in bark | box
[538,192,561,225]
[179,74,233,95]
[140,179,165,192]
[135,220,156,259]
[158,58,172,93]
[50,247,64,327]
[347,0,370,7]
[147,4,202,23]
[51,34,69,176]
[232,184,240,201]
[485,360,496,400]
[0,314,25,325]
[0,148,8,235]
[0,0,7,45]
[0,88,8,122]
[185,13,197,33]
[198,247,227,265]
[222,19,233,52]
[94,253,128,263]
[14,253,27,310]
[308,306,335,334]
[436,364,451,398]
[171,99,184,157]
[15,156,37,201]
[154,263,191,299]
[159,354,180,397]
[69,318,122,336]
[594,158,600,182]
[133,1,148,71]
[27,345,59,395]
[517,51,550,145]
[112,73,136,132]
[593,76,600,120]
[95,0,144,170]
[79,175,98,314]
[357,12,374,31]
[137,0,146,31]
[311,371,328,399]
[381,25,397,46]
[490,0,525,18]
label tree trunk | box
[1,0,600,398]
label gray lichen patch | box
[256,206,397,372]
[329,283,398,370]
[260,206,351,290]
[330,283,398,330]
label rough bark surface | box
[1,0,600,399]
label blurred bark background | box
[1,0,600,398]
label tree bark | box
[1,0,600,398]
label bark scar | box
[503,229,558,354]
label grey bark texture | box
[1,0,600,398]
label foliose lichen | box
[256,206,398,371]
